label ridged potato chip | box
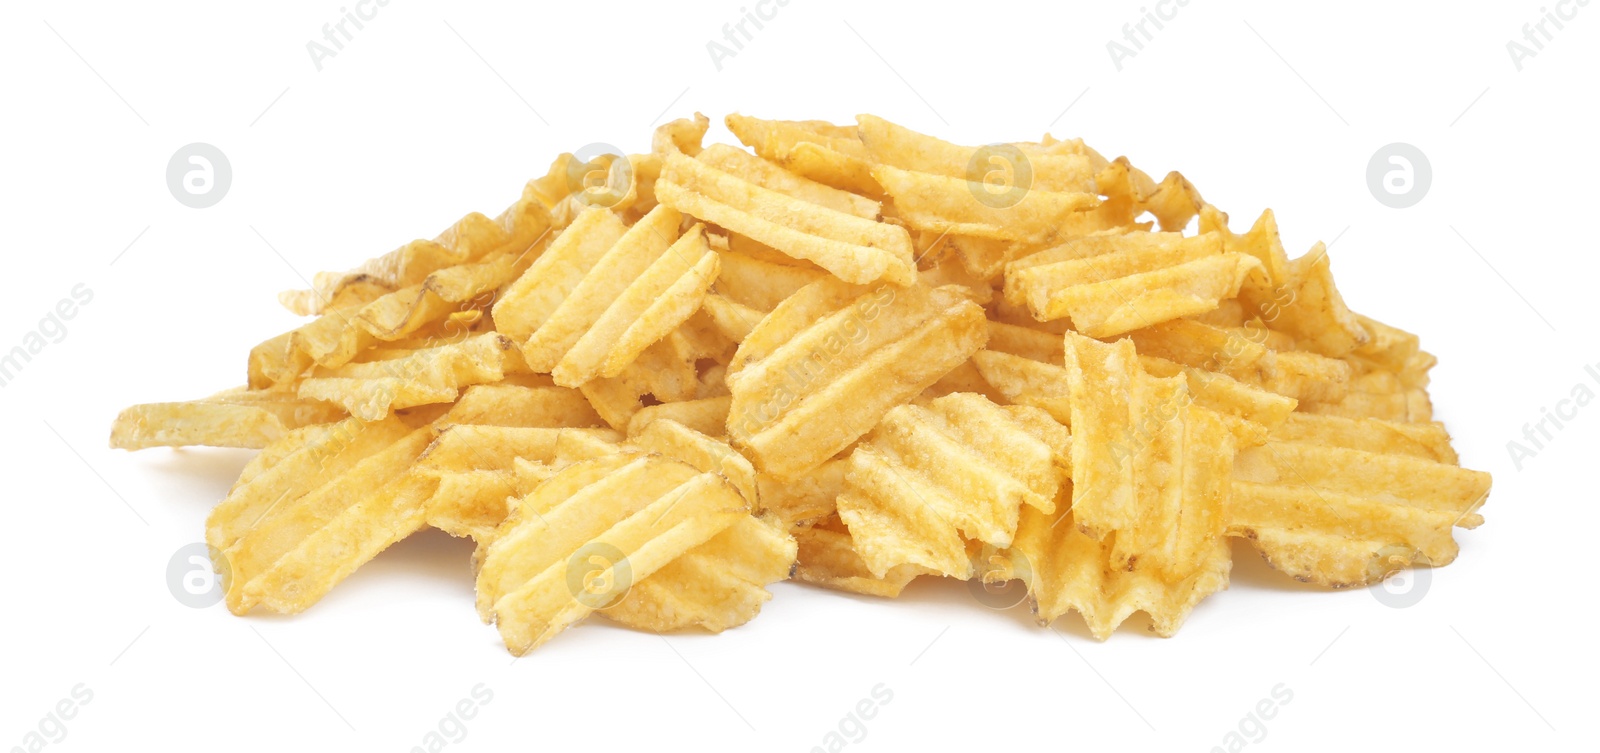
[836,393,1069,578]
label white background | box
[2,1,1595,750]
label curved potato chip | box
[656,152,915,285]
[837,393,1069,578]
[476,455,749,654]
[726,279,988,479]
[111,388,344,450]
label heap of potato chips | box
[113,113,1491,653]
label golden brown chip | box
[296,333,515,421]
[438,383,602,429]
[111,388,344,450]
[600,514,795,633]
[794,518,929,598]
[725,278,988,479]
[1229,412,1490,587]
[1005,502,1230,639]
[630,418,758,511]
[475,455,751,654]
[724,113,881,197]
[626,395,732,438]
[656,152,916,285]
[836,393,1068,578]
[1063,333,1237,580]
[211,422,434,614]
[757,459,848,528]
[280,198,550,317]
[1005,232,1265,337]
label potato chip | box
[725,278,988,479]
[872,163,1099,244]
[1062,333,1236,579]
[1200,207,1369,358]
[547,217,719,386]
[491,207,630,343]
[656,152,916,285]
[971,349,1073,424]
[495,206,708,382]
[653,112,710,157]
[1143,318,1266,378]
[757,459,848,528]
[1005,232,1265,337]
[111,388,344,450]
[296,333,515,421]
[417,422,622,541]
[1004,502,1230,639]
[577,325,718,430]
[973,332,1294,447]
[725,113,881,197]
[438,382,602,429]
[355,247,538,341]
[857,114,1098,194]
[1229,412,1490,587]
[1257,349,1350,404]
[630,418,758,511]
[626,395,732,438]
[475,455,750,654]
[423,469,516,542]
[1260,244,1369,358]
[696,143,880,219]
[601,513,795,633]
[214,424,434,614]
[271,249,537,385]
[715,245,828,311]
[836,393,1069,578]
[207,416,414,550]
[436,414,793,637]
[280,198,550,317]
[702,293,764,343]
[418,424,618,471]
[794,518,928,598]
[922,359,1003,402]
